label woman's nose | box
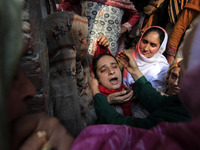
[174,78,179,85]
[109,68,115,75]
[144,44,150,51]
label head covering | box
[165,58,183,95]
[0,0,23,149]
[123,26,169,87]
[91,43,132,116]
[166,58,183,78]
[0,1,23,96]
[90,42,112,73]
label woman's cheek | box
[139,43,144,50]
[98,73,107,81]
[150,47,159,53]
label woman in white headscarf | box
[123,26,169,89]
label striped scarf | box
[168,0,189,24]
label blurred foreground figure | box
[0,1,73,150]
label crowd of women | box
[2,0,200,149]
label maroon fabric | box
[60,0,75,11]
[90,42,112,73]
[121,100,133,116]
[93,42,112,58]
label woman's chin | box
[110,84,121,90]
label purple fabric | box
[179,64,200,118]
[71,122,200,150]
[71,124,145,150]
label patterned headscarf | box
[165,58,183,95]
[166,58,183,78]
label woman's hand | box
[166,54,175,65]
[97,35,110,47]
[11,112,74,150]
[89,72,100,96]
[120,26,128,35]
[118,51,138,74]
[107,87,134,104]
[118,51,143,81]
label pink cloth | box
[90,0,136,11]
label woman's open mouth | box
[110,77,119,85]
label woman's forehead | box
[97,55,117,66]
[142,32,160,45]
[171,67,180,73]
[143,31,159,39]
[99,55,116,62]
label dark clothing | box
[94,76,191,129]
